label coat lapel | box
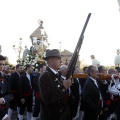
[46,67,56,76]
[89,78,100,92]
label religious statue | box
[22,46,30,60]
[90,55,100,66]
[30,45,36,56]
[114,49,120,67]
[117,49,120,55]
[18,19,48,72]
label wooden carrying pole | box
[73,73,119,80]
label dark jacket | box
[82,77,102,120]
[100,80,111,108]
[18,73,34,99]
[33,73,40,99]
[39,67,69,120]
[8,72,20,93]
[79,78,87,89]
[70,78,80,118]
[0,73,12,103]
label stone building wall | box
[61,49,80,68]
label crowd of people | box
[0,49,120,120]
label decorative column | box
[13,38,23,60]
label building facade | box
[61,49,80,69]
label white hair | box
[59,65,68,72]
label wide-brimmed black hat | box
[43,49,62,60]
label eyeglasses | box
[0,63,5,66]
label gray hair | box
[108,68,114,74]
[59,65,68,72]
[87,65,96,76]
[98,65,105,73]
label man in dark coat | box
[31,64,46,120]
[107,68,120,119]
[38,49,72,120]
[82,65,103,120]
[0,55,12,120]
[79,66,88,120]
[18,64,34,120]
[69,68,81,120]
[8,64,22,120]
[59,65,79,119]
[98,65,110,120]
[79,66,88,89]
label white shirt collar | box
[61,75,66,80]
[16,71,20,76]
[90,77,96,82]
[49,67,58,74]
[26,72,30,75]
[26,72,31,80]
[90,77,98,88]
[26,72,30,78]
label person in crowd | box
[80,66,88,89]
[115,67,120,73]
[59,65,68,81]
[69,67,81,120]
[59,65,81,119]
[98,65,110,120]
[83,66,88,74]
[38,49,72,120]
[31,64,46,120]
[82,65,103,120]
[3,65,11,82]
[79,66,88,120]
[4,65,10,72]
[107,68,120,119]
[0,55,12,120]
[8,64,23,120]
[11,66,15,71]
[18,64,34,120]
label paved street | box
[11,110,81,120]
[10,104,82,120]
[11,111,40,120]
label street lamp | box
[13,38,23,60]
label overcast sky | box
[0,0,120,66]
